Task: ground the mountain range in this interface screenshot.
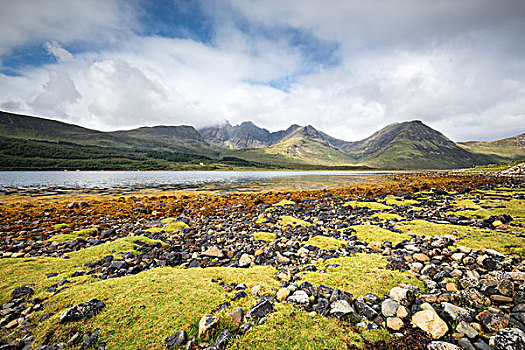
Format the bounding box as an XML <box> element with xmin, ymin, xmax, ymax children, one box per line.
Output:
<box><xmin>0</xmin><ymin>110</ymin><xmax>523</xmax><ymax>170</ymax></box>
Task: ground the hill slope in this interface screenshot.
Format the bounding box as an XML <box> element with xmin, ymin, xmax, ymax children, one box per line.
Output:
<box><xmin>458</xmin><ymin>133</ymin><xmax>525</xmax><ymax>161</ymax></box>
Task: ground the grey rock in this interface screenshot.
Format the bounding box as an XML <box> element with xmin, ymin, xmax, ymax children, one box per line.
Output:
<box><xmin>473</xmin><ymin>341</ymin><xmax>494</xmax><ymax>350</ymax></box>
<box><xmin>287</xmin><ymin>290</ymin><xmax>310</xmax><ymax>304</ymax></box>
<box><xmin>246</xmin><ymin>299</ymin><xmax>273</xmax><ymax>319</ymax></box>
<box><xmin>81</xmin><ymin>329</ymin><xmax>100</xmax><ymax>349</ymax></box>
<box><xmin>381</xmin><ymin>299</ymin><xmax>401</xmax><ymax>317</ymax></box>
<box><xmin>490</xmin><ymin>327</ymin><xmax>525</xmax><ymax>350</ymax></box>
<box><xmin>427</xmin><ymin>341</ymin><xmax>460</xmax><ymax>350</ymax></box>
<box><xmin>60</xmin><ymin>299</ymin><xmax>106</xmax><ymax>323</ymax></box>
<box><xmin>212</xmin><ymin>329</ymin><xmax>232</xmax><ymax>350</ymax></box>
<box><xmin>330</xmin><ymin>300</ymin><xmax>360</xmax><ymax>322</ymax></box>
<box><xmin>12</xmin><ymin>286</ymin><xmax>33</xmax><ymax>299</ymax></box>
<box><xmin>165</xmin><ymin>330</ymin><xmax>187</xmax><ymax>349</ymax></box>
<box><xmin>456</xmin><ymin>321</ymin><xmax>478</xmax><ymax>339</ymax></box>
<box><xmin>457</xmin><ymin>338</ymin><xmax>476</xmax><ymax>350</ymax></box>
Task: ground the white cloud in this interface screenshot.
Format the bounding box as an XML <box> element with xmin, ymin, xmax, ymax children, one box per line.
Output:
<box><xmin>0</xmin><ymin>0</ymin><xmax>524</xmax><ymax>141</ymax></box>
<box><xmin>44</xmin><ymin>41</ymin><xmax>73</xmax><ymax>63</ymax></box>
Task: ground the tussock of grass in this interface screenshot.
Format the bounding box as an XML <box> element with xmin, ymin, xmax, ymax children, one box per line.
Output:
<box><xmin>302</xmin><ymin>253</ymin><xmax>424</xmax><ymax>297</ymax></box>
<box><xmin>350</xmin><ymin>225</ymin><xmax>409</xmax><ymax>244</ymax></box>
<box><xmin>305</xmin><ymin>236</ymin><xmax>346</xmax><ymax>249</ymax></box>
<box><xmin>384</xmin><ymin>196</ymin><xmax>420</xmax><ymax>206</ymax></box>
<box><xmin>370</xmin><ymin>213</ymin><xmax>402</xmax><ymax>220</ymax></box>
<box><xmin>253</xmin><ymin>232</ymin><xmax>276</xmax><ymax>242</ymax></box>
<box><xmin>161</xmin><ymin>217</ymin><xmax>177</xmax><ymax>224</ymax></box>
<box><xmin>146</xmin><ymin>221</ymin><xmax>189</xmax><ymax>233</ymax></box>
<box><xmin>52</xmin><ymin>223</ymin><xmax>68</xmax><ymax>230</ymax></box>
<box><xmin>280</xmin><ymin>216</ymin><xmax>311</xmax><ymax>227</ymax></box>
<box><xmin>398</xmin><ymin>220</ymin><xmax>525</xmax><ymax>256</ymax></box>
<box><xmin>0</xmin><ymin>236</ymin><xmax>162</xmax><ymax>304</ymax></box>
<box><xmin>48</xmin><ymin>227</ymin><xmax>98</xmax><ymax>242</ymax></box>
<box><xmin>343</xmin><ymin>200</ymin><xmax>392</xmax><ymax>211</ymax></box>
<box><xmin>273</xmin><ymin>199</ymin><xmax>295</xmax><ymax>206</ymax></box>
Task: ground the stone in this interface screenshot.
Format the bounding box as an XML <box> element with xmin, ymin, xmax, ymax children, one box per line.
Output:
<box><xmin>412</xmin><ymin>310</ymin><xmax>449</xmax><ymax>339</ymax></box>
<box><xmin>251</xmin><ymin>285</ymin><xmax>261</xmax><ymax>295</ymax></box>
<box><xmin>4</xmin><ymin>319</ymin><xmax>18</xmax><ymax>329</ymax></box>
<box><xmin>441</xmin><ymin>303</ymin><xmax>474</xmax><ymax>322</ymax></box>
<box><xmin>60</xmin><ymin>299</ymin><xmax>106</xmax><ymax>323</ymax></box>
<box><xmin>212</xmin><ymin>329</ymin><xmax>232</xmax><ymax>350</ymax></box>
<box><xmin>386</xmin><ymin>317</ymin><xmax>404</xmax><ymax>330</ymax></box>
<box><xmin>473</xmin><ymin>341</ymin><xmax>495</xmax><ymax>350</ymax></box>
<box><xmin>228</xmin><ymin>308</ymin><xmax>244</xmax><ymax>328</ymax></box>
<box><xmin>390</xmin><ymin>287</ymin><xmax>415</xmax><ymax>306</ymax></box>
<box><xmin>287</xmin><ymin>290</ymin><xmax>310</xmax><ymax>305</ymax></box>
<box><xmin>330</xmin><ymin>300</ymin><xmax>360</xmax><ymax>322</ymax></box>
<box><xmin>81</xmin><ymin>328</ymin><xmax>100</xmax><ymax>349</ymax></box>
<box><xmin>238</xmin><ymin>254</ymin><xmax>253</xmax><ymax>267</ymax></box>
<box><xmin>12</xmin><ymin>286</ymin><xmax>34</xmax><ymax>299</ymax></box>
<box><xmin>457</xmin><ymin>338</ymin><xmax>476</xmax><ymax>350</ymax></box>
<box><xmin>456</xmin><ymin>321</ymin><xmax>478</xmax><ymax>339</ymax></box>
<box><xmin>490</xmin><ymin>327</ymin><xmax>525</xmax><ymax>350</ymax></box>
<box><xmin>203</xmin><ymin>246</ymin><xmax>224</xmax><ymax>258</ymax></box>
<box><xmin>427</xmin><ymin>341</ymin><xmax>460</xmax><ymax>350</ymax></box>
<box><xmin>165</xmin><ymin>330</ymin><xmax>187</xmax><ymax>349</ymax></box>
<box><xmin>483</xmin><ymin>314</ymin><xmax>510</xmax><ymax>333</ymax></box>
<box><xmin>381</xmin><ymin>299</ymin><xmax>401</xmax><ymax>317</ymax></box>
<box><xmin>413</xmin><ymin>253</ymin><xmax>430</xmax><ymax>262</ymax></box>
<box><xmin>490</xmin><ymin>295</ymin><xmax>513</xmax><ymax>304</ymax></box>
<box><xmin>276</xmin><ymin>288</ymin><xmax>291</xmax><ymax>302</ymax></box>
<box><xmin>397</xmin><ymin>305</ymin><xmax>409</xmax><ymax>318</ymax></box>
<box><xmin>497</xmin><ymin>280</ymin><xmax>514</xmax><ymax>296</ymax></box>
<box><xmin>198</xmin><ymin>314</ymin><xmax>219</xmax><ymax>341</ymax></box>
<box><xmin>246</xmin><ymin>299</ymin><xmax>273</xmax><ymax>319</ymax></box>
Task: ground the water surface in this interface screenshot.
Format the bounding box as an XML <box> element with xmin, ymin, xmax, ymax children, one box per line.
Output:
<box><xmin>0</xmin><ymin>170</ymin><xmax>397</xmax><ymax>195</ymax></box>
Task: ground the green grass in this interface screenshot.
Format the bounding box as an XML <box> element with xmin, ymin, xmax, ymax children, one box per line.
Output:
<box><xmin>350</xmin><ymin>225</ymin><xmax>410</xmax><ymax>244</ymax></box>
<box><xmin>302</xmin><ymin>253</ymin><xmax>424</xmax><ymax>297</ymax></box>
<box><xmin>0</xmin><ymin>236</ymin><xmax>163</xmax><ymax>305</ymax></box>
<box><xmin>146</xmin><ymin>221</ymin><xmax>189</xmax><ymax>233</ymax></box>
<box><xmin>279</xmin><ymin>216</ymin><xmax>311</xmax><ymax>227</ymax></box>
<box><xmin>384</xmin><ymin>196</ymin><xmax>420</xmax><ymax>206</ymax></box>
<box><xmin>305</xmin><ymin>236</ymin><xmax>346</xmax><ymax>250</ymax></box>
<box><xmin>52</xmin><ymin>223</ymin><xmax>69</xmax><ymax>230</ymax></box>
<box><xmin>253</xmin><ymin>232</ymin><xmax>276</xmax><ymax>242</ymax></box>
<box><xmin>398</xmin><ymin>220</ymin><xmax>525</xmax><ymax>256</ymax></box>
<box><xmin>370</xmin><ymin>213</ymin><xmax>403</xmax><ymax>220</ymax></box>
<box><xmin>343</xmin><ymin>200</ymin><xmax>392</xmax><ymax>211</ymax></box>
<box><xmin>273</xmin><ymin>200</ymin><xmax>295</xmax><ymax>206</ymax></box>
<box><xmin>48</xmin><ymin>227</ymin><xmax>98</xmax><ymax>242</ymax></box>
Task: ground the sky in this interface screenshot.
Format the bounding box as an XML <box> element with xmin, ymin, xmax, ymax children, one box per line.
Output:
<box><xmin>0</xmin><ymin>0</ymin><xmax>524</xmax><ymax>142</ymax></box>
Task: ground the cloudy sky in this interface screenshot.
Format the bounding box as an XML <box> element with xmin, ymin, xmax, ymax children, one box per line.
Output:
<box><xmin>0</xmin><ymin>0</ymin><xmax>524</xmax><ymax>141</ymax></box>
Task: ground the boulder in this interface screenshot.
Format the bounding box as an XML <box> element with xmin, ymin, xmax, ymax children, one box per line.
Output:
<box><xmin>381</xmin><ymin>299</ymin><xmax>401</xmax><ymax>317</ymax></box>
<box><xmin>412</xmin><ymin>310</ymin><xmax>449</xmax><ymax>339</ymax></box>
<box><xmin>490</xmin><ymin>328</ymin><xmax>525</xmax><ymax>350</ymax></box>
<box><xmin>427</xmin><ymin>341</ymin><xmax>460</xmax><ymax>350</ymax></box>
<box><xmin>12</xmin><ymin>286</ymin><xmax>34</xmax><ymax>299</ymax></box>
<box><xmin>198</xmin><ymin>314</ymin><xmax>219</xmax><ymax>341</ymax></box>
<box><xmin>59</xmin><ymin>299</ymin><xmax>106</xmax><ymax>323</ymax></box>
<box><xmin>165</xmin><ymin>330</ymin><xmax>187</xmax><ymax>349</ymax></box>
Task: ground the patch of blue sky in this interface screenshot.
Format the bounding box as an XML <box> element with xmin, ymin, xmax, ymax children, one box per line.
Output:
<box><xmin>0</xmin><ymin>43</ymin><xmax>56</xmax><ymax>76</ymax></box>
<box><xmin>134</xmin><ymin>0</ymin><xmax>214</xmax><ymax>43</ymax></box>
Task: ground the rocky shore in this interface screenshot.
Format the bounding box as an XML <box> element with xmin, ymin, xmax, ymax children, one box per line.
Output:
<box><xmin>0</xmin><ymin>174</ymin><xmax>524</xmax><ymax>349</ymax></box>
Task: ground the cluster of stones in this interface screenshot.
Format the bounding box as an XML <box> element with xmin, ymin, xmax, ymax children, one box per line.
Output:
<box><xmin>497</xmin><ymin>163</ymin><xmax>525</xmax><ymax>177</ymax></box>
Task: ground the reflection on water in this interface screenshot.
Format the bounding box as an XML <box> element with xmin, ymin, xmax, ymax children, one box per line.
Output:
<box><xmin>0</xmin><ymin>170</ymin><xmax>394</xmax><ymax>196</ymax></box>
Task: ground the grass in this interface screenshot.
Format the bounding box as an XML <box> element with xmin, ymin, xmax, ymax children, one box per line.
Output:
<box><xmin>280</xmin><ymin>216</ymin><xmax>311</xmax><ymax>227</ymax></box>
<box><xmin>384</xmin><ymin>196</ymin><xmax>420</xmax><ymax>206</ymax></box>
<box><xmin>398</xmin><ymin>220</ymin><xmax>525</xmax><ymax>256</ymax></box>
<box><xmin>302</xmin><ymin>253</ymin><xmax>425</xmax><ymax>297</ymax></box>
<box><xmin>146</xmin><ymin>221</ymin><xmax>189</xmax><ymax>233</ymax></box>
<box><xmin>370</xmin><ymin>213</ymin><xmax>403</xmax><ymax>220</ymax></box>
<box><xmin>273</xmin><ymin>200</ymin><xmax>295</xmax><ymax>207</ymax></box>
<box><xmin>48</xmin><ymin>227</ymin><xmax>99</xmax><ymax>242</ymax></box>
<box><xmin>305</xmin><ymin>236</ymin><xmax>347</xmax><ymax>250</ymax></box>
<box><xmin>350</xmin><ymin>225</ymin><xmax>410</xmax><ymax>244</ymax></box>
<box><xmin>253</xmin><ymin>232</ymin><xmax>277</xmax><ymax>242</ymax></box>
<box><xmin>343</xmin><ymin>200</ymin><xmax>392</xmax><ymax>211</ymax></box>
<box><xmin>52</xmin><ymin>223</ymin><xmax>69</xmax><ymax>230</ymax></box>
<box><xmin>0</xmin><ymin>236</ymin><xmax>162</xmax><ymax>305</ymax></box>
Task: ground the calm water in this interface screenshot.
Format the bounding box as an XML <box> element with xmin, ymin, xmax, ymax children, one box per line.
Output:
<box><xmin>0</xmin><ymin>170</ymin><xmax>395</xmax><ymax>195</ymax></box>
